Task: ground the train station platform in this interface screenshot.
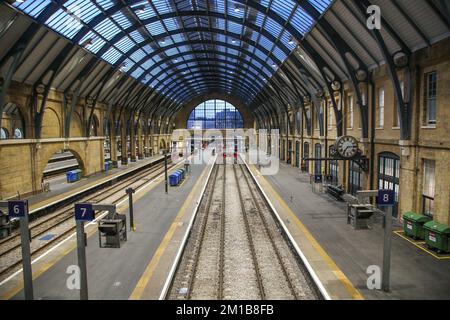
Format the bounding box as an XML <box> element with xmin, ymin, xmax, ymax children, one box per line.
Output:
<box><xmin>250</xmin><ymin>162</ymin><xmax>450</xmax><ymax>300</ymax></box>
<box><xmin>24</xmin><ymin>155</ymin><xmax>165</xmax><ymax>214</ymax></box>
<box><xmin>0</xmin><ymin>153</ymin><xmax>209</xmax><ymax>300</ymax></box>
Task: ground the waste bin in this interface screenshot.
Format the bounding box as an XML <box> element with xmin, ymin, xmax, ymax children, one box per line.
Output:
<box><xmin>169</xmin><ymin>174</ymin><xmax>178</xmax><ymax>186</ymax></box>
<box><xmin>74</xmin><ymin>169</ymin><xmax>82</xmax><ymax>181</ymax></box>
<box><xmin>176</xmin><ymin>169</ymin><xmax>184</xmax><ymax>180</ymax></box>
<box><xmin>66</xmin><ymin>170</ymin><xmax>76</xmax><ymax>183</ymax></box>
<box><xmin>403</xmin><ymin>212</ymin><xmax>431</xmax><ymax>239</ymax></box>
<box><xmin>105</xmin><ymin>162</ymin><xmax>110</xmax><ymax>171</ymax></box>
<box><xmin>112</xmin><ymin>160</ymin><xmax>118</xmax><ymax>168</ymax></box>
<box><xmin>179</xmin><ymin>168</ymin><xmax>186</xmax><ymax>179</ymax></box>
<box><xmin>423</xmin><ymin>221</ymin><xmax>450</xmax><ymax>253</ymax></box>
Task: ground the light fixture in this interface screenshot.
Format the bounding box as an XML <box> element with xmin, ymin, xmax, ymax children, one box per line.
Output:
<box><xmin>16</xmin><ymin>0</ymin><xmax>25</xmax><ymax>3</ymax></box>
<box><xmin>272</xmin><ymin>63</ymin><xmax>277</xmax><ymax>68</ymax></box>
<box><xmin>234</xmin><ymin>5</ymin><xmax>241</xmax><ymax>12</ymax></box>
<box><xmin>231</xmin><ymin>39</ymin><xmax>237</xmax><ymax>44</ymax></box>
<box><xmin>160</xmin><ymin>38</ymin><xmax>166</xmax><ymax>44</ymax></box>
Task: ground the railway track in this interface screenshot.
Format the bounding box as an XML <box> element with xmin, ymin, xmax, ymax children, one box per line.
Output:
<box><xmin>167</xmin><ymin>162</ymin><xmax>320</xmax><ymax>300</ymax></box>
<box><xmin>0</xmin><ymin>160</ymin><xmax>177</xmax><ymax>280</ymax></box>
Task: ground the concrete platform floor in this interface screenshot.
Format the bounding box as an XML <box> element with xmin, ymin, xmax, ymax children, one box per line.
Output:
<box><xmin>262</xmin><ymin>162</ymin><xmax>450</xmax><ymax>300</ymax></box>
<box><xmin>3</xmin><ymin>159</ymin><xmax>206</xmax><ymax>300</ymax></box>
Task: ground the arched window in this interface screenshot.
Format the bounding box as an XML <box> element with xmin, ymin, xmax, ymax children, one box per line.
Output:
<box><xmin>378</xmin><ymin>152</ymin><xmax>400</xmax><ymax>217</ymax></box>
<box><xmin>187</xmin><ymin>100</ymin><xmax>244</xmax><ymax>129</ymax></box>
<box><xmin>0</xmin><ymin>128</ymin><xmax>8</xmax><ymax>140</ymax></box>
<box><xmin>14</xmin><ymin>128</ymin><xmax>23</xmax><ymax>139</ymax></box>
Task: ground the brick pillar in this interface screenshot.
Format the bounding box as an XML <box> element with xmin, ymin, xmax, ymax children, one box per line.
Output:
<box><xmin>121</xmin><ymin>126</ymin><xmax>128</xmax><ymax>165</ymax></box>
<box><xmin>138</xmin><ymin>127</ymin><xmax>144</xmax><ymax>160</ymax></box>
<box><xmin>130</xmin><ymin>126</ymin><xmax>137</xmax><ymax>162</ymax></box>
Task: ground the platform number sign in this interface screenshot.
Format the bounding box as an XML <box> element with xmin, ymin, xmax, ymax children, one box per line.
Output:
<box><xmin>8</xmin><ymin>200</ymin><xmax>28</xmax><ymax>218</ymax></box>
<box><xmin>75</xmin><ymin>203</ymin><xmax>94</xmax><ymax>221</ymax></box>
<box><xmin>377</xmin><ymin>189</ymin><xmax>395</xmax><ymax>207</ymax></box>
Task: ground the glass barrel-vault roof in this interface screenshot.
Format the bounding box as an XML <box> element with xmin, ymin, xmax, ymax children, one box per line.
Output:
<box><xmin>12</xmin><ymin>0</ymin><xmax>333</xmax><ymax>106</ymax></box>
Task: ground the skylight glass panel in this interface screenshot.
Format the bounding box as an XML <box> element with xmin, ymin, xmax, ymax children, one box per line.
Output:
<box><xmin>258</xmin><ymin>36</ymin><xmax>274</xmax><ymax>51</ymax></box>
<box><xmin>254</xmin><ymin>12</ymin><xmax>265</xmax><ymax>28</ymax></box>
<box><xmin>129</xmin><ymin>30</ymin><xmax>145</xmax><ymax>43</ymax></box>
<box><xmin>96</xmin><ymin>0</ymin><xmax>115</xmax><ymax>10</ymax></box>
<box><xmin>163</xmin><ymin>18</ymin><xmax>179</xmax><ymax>32</ymax></box>
<box><xmin>102</xmin><ymin>47</ymin><xmax>122</xmax><ymax>64</ymax></box>
<box><xmin>165</xmin><ymin>48</ymin><xmax>179</xmax><ymax>56</ymax></box>
<box><xmin>150</xmin><ymin>66</ymin><xmax>163</xmax><ymax>76</ymax></box>
<box><xmin>115</xmin><ymin>36</ymin><xmax>135</xmax><ymax>53</ymax></box>
<box><xmin>308</xmin><ymin>0</ymin><xmax>332</xmax><ymax>13</ymax></box>
<box><xmin>141</xmin><ymin>59</ymin><xmax>154</xmax><ymax>70</ymax></box>
<box><xmin>273</xmin><ymin>46</ymin><xmax>287</xmax><ymax>61</ymax></box>
<box><xmin>13</xmin><ymin>0</ymin><xmax>51</xmax><ymax>18</ymax></box>
<box><xmin>64</xmin><ymin>0</ymin><xmax>100</xmax><ymax>24</ymax></box>
<box><xmin>94</xmin><ymin>18</ymin><xmax>121</xmax><ymax>40</ymax></box>
<box><xmin>153</xmin><ymin>0</ymin><xmax>172</xmax><ymax>15</ymax></box>
<box><xmin>45</xmin><ymin>9</ymin><xmax>83</xmax><ymax>39</ymax></box>
<box><xmin>146</xmin><ymin>21</ymin><xmax>166</xmax><ymax>36</ymax></box>
<box><xmin>79</xmin><ymin>32</ymin><xmax>106</xmax><ymax>53</ymax></box>
<box><xmin>121</xmin><ymin>58</ymin><xmax>134</xmax><ymax>72</ymax></box>
<box><xmin>130</xmin><ymin>49</ymin><xmax>146</xmax><ymax>63</ymax></box>
<box><xmin>264</xmin><ymin>18</ymin><xmax>283</xmax><ymax>38</ymax></box>
<box><xmin>291</xmin><ymin>7</ymin><xmax>315</xmax><ymax>35</ymax></box>
<box><xmin>215</xmin><ymin>18</ymin><xmax>226</xmax><ymax>30</ymax></box>
<box><xmin>131</xmin><ymin>2</ymin><xmax>156</xmax><ymax>20</ymax></box>
<box><xmin>112</xmin><ymin>11</ymin><xmax>132</xmax><ymax>29</ymax></box>
<box><xmin>141</xmin><ymin>45</ymin><xmax>154</xmax><ymax>54</ymax></box>
<box><xmin>270</xmin><ymin>0</ymin><xmax>295</xmax><ymax>21</ymax></box>
<box><xmin>131</xmin><ymin>67</ymin><xmax>145</xmax><ymax>79</ymax></box>
<box><xmin>228</xmin><ymin>21</ymin><xmax>242</xmax><ymax>34</ymax></box>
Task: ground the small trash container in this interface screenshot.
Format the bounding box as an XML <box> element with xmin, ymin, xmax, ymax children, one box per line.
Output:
<box><xmin>169</xmin><ymin>174</ymin><xmax>178</xmax><ymax>186</ymax></box>
<box><xmin>176</xmin><ymin>169</ymin><xmax>185</xmax><ymax>180</ymax></box>
<box><xmin>423</xmin><ymin>221</ymin><xmax>450</xmax><ymax>253</ymax></box>
<box><xmin>105</xmin><ymin>162</ymin><xmax>110</xmax><ymax>171</ymax></box>
<box><xmin>66</xmin><ymin>170</ymin><xmax>76</xmax><ymax>183</ymax></box>
<box><xmin>403</xmin><ymin>212</ymin><xmax>431</xmax><ymax>239</ymax></box>
<box><xmin>74</xmin><ymin>169</ymin><xmax>82</xmax><ymax>181</ymax></box>
<box><xmin>179</xmin><ymin>168</ymin><xmax>186</xmax><ymax>179</ymax></box>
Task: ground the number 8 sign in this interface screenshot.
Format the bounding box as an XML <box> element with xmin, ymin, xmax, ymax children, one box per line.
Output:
<box><xmin>75</xmin><ymin>203</ymin><xmax>94</xmax><ymax>221</ymax></box>
<box><xmin>377</xmin><ymin>189</ymin><xmax>395</xmax><ymax>207</ymax></box>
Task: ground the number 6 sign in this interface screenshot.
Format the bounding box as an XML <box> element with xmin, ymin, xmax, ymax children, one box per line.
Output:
<box><xmin>377</xmin><ymin>189</ymin><xmax>395</xmax><ymax>207</ymax></box>
<box><xmin>75</xmin><ymin>203</ymin><xmax>94</xmax><ymax>221</ymax></box>
<box><xmin>8</xmin><ymin>200</ymin><xmax>28</xmax><ymax>218</ymax></box>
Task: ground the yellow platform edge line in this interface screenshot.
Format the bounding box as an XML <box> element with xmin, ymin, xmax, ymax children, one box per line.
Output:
<box><xmin>129</xmin><ymin>164</ymin><xmax>210</xmax><ymax>300</ymax></box>
<box><xmin>0</xmin><ymin>161</ymin><xmax>183</xmax><ymax>300</ymax></box>
<box><xmin>393</xmin><ymin>231</ymin><xmax>450</xmax><ymax>260</ymax></box>
<box><xmin>252</xmin><ymin>166</ymin><xmax>364</xmax><ymax>300</ymax></box>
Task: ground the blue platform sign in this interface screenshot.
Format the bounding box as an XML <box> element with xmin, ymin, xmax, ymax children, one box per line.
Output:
<box><xmin>75</xmin><ymin>203</ymin><xmax>94</xmax><ymax>221</ymax></box>
<box><xmin>314</xmin><ymin>174</ymin><xmax>322</xmax><ymax>183</ymax></box>
<box><xmin>377</xmin><ymin>189</ymin><xmax>395</xmax><ymax>207</ymax></box>
<box><xmin>8</xmin><ymin>200</ymin><xmax>28</xmax><ymax>218</ymax></box>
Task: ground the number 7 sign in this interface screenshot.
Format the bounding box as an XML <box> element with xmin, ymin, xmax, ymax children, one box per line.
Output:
<box><xmin>75</xmin><ymin>203</ymin><xmax>94</xmax><ymax>221</ymax></box>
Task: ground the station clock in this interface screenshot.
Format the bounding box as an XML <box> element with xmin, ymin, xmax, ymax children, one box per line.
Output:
<box><xmin>335</xmin><ymin>136</ymin><xmax>359</xmax><ymax>159</ymax></box>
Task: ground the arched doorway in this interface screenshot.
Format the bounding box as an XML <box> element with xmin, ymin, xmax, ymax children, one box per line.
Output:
<box><xmin>42</xmin><ymin>149</ymin><xmax>85</xmax><ymax>191</ymax></box>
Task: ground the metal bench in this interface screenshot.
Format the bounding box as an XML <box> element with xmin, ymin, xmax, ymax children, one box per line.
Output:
<box><xmin>326</xmin><ymin>185</ymin><xmax>344</xmax><ymax>201</ymax></box>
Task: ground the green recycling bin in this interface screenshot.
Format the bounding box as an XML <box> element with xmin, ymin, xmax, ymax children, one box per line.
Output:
<box><xmin>403</xmin><ymin>212</ymin><xmax>431</xmax><ymax>239</ymax></box>
<box><xmin>423</xmin><ymin>221</ymin><xmax>450</xmax><ymax>253</ymax></box>
<box><xmin>74</xmin><ymin>169</ymin><xmax>82</xmax><ymax>181</ymax></box>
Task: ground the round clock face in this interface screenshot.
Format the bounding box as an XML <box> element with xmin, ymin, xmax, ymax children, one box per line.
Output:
<box><xmin>336</xmin><ymin>136</ymin><xmax>359</xmax><ymax>158</ymax></box>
